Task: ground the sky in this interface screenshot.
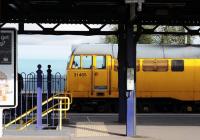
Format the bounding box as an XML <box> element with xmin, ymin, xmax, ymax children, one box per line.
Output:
<box><xmin>2</xmin><ymin>23</ymin><xmax>109</xmax><ymax>74</ymax></box>
<box><xmin>18</xmin><ymin>35</ymin><xmax>103</xmax><ymax>60</ymax></box>
<box><xmin>3</xmin><ymin>23</ymin><xmax>200</xmax><ymax>74</ymax></box>
<box><xmin>17</xmin><ymin>35</ymin><xmax>104</xmax><ymax>74</ymax></box>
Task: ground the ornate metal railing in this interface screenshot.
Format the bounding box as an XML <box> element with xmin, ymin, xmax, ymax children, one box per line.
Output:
<box><xmin>3</xmin><ymin>65</ymin><xmax>66</xmax><ymax>128</ymax></box>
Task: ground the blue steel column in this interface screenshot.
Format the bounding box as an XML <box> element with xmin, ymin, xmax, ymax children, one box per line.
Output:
<box><xmin>36</xmin><ymin>64</ymin><xmax>43</xmax><ymax>129</ymax></box>
<box><xmin>127</xmin><ymin>90</ymin><xmax>136</xmax><ymax>136</ymax></box>
<box><xmin>126</xmin><ymin>22</ymin><xmax>137</xmax><ymax>137</ymax></box>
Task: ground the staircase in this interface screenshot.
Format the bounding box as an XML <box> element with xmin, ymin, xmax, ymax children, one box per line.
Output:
<box><xmin>4</xmin><ymin>93</ymin><xmax>72</xmax><ymax>130</ymax></box>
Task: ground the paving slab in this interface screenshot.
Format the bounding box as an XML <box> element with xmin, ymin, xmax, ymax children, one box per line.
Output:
<box><xmin>2</xmin><ymin>113</ymin><xmax>200</xmax><ymax>140</ymax></box>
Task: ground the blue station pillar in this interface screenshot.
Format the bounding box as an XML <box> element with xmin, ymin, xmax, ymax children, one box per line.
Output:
<box><xmin>36</xmin><ymin>64</ymin><xmax>43</xmax><ymax>129</ymax></box>
<box><xmin>117</xmin><ymin>3</ymin><xmax>138</xmax><ymax>136</ymax></box>
<box><xmin>126</xmin><ymin>22</ymin><xmax>137</xmax><ymax>137</ymax></box>
<box><xmin>118</xmin><ymin>22</ymin><xmax>138</xmax><ymax>137</ymax></box>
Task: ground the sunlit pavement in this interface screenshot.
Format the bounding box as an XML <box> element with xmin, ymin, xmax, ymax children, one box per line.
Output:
<box><xmin>2</xmin><ymin>113</ymin><xmax>200</xmax><ymax>140</ymax></box>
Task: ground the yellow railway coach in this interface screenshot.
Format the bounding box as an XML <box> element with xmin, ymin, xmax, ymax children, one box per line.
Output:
<box><xmin>66</xmin><ymin>44</ymin><xmax>200</xmax><ymax>112</ymax></box>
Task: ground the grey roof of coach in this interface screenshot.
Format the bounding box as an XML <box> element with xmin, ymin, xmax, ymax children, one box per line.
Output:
<box><xmin>72</xmin><ymin>44</ymin><xmax>200</xmax><ymax>58</ymax></box>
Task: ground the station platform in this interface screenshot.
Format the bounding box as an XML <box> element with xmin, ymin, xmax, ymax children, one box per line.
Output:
<box><xmin>2</xmin><ymin>113</ymin><xmax>200</xmax><ymax>140</ymax></box>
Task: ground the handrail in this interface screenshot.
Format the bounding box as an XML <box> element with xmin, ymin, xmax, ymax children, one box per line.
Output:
<box><xmin>64</xmin><ymin>91</ymin><xmax>73</xmax><ymax>104</ymax></box>
<box><xmin>64</xmin><ymin>92</ymin><xmax>73</xmax><ymax>118</ymax></box>
<box><xmin>4</xmin><ymin>92</ymin><xmax>69</xmax><ymax>129</ymax></box>
<box><xmin>18</xmin><ymin>104</ymin><xmax>58</xmax><ymax>130</ymax></box>
<box><xmin>18</xmin><ymin>96</ymin><xmax>70</xmax><ymax>131</ymax></box>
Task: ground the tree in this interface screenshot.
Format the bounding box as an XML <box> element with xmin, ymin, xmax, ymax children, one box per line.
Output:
<box><xmin>104</xmin><ymin>26</ymin><xmax>118</xmax><ymax>44</ymax></box>
<box><xmin>138</xmin><ymin>35</ymin><xmax>159</xmax><ymax>44</ymax></box>
<box><xmin>104</xmin><ymin>25</ymin><xmax>192</xmax><ymax>44</ymax></box>
<box><xmin>157</xmin><ymin>26</ymin><xmax>191</xmax><ymax>45</ymax></box>
<box><xmin>104</xmin><ymin>35</ymin><xmax>118</xmax><ymax>44</ymax></box>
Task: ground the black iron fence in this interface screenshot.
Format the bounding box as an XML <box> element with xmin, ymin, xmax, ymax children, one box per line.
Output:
<box><xmin>3</xmin><ymin>65</ymin><xmax>66</xmax><ymax>127</ymax></box>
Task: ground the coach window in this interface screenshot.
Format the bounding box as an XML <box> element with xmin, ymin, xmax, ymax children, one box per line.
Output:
<box><xmin>72</xmin><ymin>55</ymin><xmax>81</xmax><ymax>69</ymax></box>
<box><xmin>82</xmin><ymin>55</ymin><xmax>92</xmax><ymax>69</ymax></box>
<box><xmin>143</xmin><ymin>59</ymin><xmax>168</xmax><ymax>72</ymax></box>
<box><xmin>136</xmin><ymin>60</ymin><xmax>140</xmax><ymax>72</ymax></box>
<box><xmin>96</xmin><ymin>56</ymin><xmax>106</xmax><ymax>69</ymax></box>
<box><xmin>171</xmin><ymin>60</ymin><xmax>184</xmax><ymax>72</ymax></box>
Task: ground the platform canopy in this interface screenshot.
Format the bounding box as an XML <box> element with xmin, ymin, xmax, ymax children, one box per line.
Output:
<box><xmin>0</xmin><ymin>0</ymin><xmax>200</xmax><ymax>25</ymax></box>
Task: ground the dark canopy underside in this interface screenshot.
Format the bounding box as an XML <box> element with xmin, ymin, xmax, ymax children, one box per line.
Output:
<box><xmin>1</xmin><ymin>0</ymin><xmax>200</xmax><ymax>25</ymax></box>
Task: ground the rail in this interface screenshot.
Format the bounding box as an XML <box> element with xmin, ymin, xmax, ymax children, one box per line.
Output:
<box><xmin>3</xmin><ymin>71</ymin><xmax>66</xmax><ymax>127</ymax></box>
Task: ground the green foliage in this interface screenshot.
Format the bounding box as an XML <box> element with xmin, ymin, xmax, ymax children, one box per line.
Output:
<box><xmin>138</xmin><ymin>35</ymin><xmax>158</xmax><ymax>44</ymax></box>
<box><xmin>104</xmin><ymin>26</ymin><xmax>192</xmax><ymax>45</ymax></box>
<box><xmin>158</xmin><ymin>26</ymin><xmax>191</xmax><ymax>45</ymax></box>
<box><xmin>105</xmin><ymin>35</ymin><xmax>118</xmax><ymax>44</ymax></box>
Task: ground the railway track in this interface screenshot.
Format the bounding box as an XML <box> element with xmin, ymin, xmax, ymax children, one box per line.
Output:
<box><xmin>67</xmin><ymin>113</ymin><xmax>200</xmax><ymax>126</ymax></box>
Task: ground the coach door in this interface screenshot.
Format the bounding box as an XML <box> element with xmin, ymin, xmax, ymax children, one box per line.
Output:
<box><xmin>91</xmin><ymin>55</ymin><xmax>109</xmax><ymax>97</ymax></box>
<box><xmin>194</xmin><ymin>59</ymin><xmax>200</xmax><ymax>101</ymax></box>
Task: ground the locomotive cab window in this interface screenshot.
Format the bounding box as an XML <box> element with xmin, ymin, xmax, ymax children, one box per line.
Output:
<box><xmin>171</xmin><ymin>60</ymin><xmax>184</xmax><ymax>72</ymax></box>
<box><xmin>96</xmin><ymin>56</ymin><xmax>106</xmax><ymax>69</ymax></box>
<box><xmin>82</xmin><ymin>55</ymin><xmax>92</xmax><ymax>69</ymax></box>
<box><xmin>72</xmin><ymin>55</ymin><xmax>80</xmax><ymax>69</ymax></box>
